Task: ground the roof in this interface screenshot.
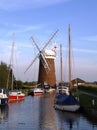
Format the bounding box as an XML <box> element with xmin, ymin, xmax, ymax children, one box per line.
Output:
<box><xmin>72</xmin><ymin>78</ymin><xmax>85</xmax><ymax>84</ymax></box>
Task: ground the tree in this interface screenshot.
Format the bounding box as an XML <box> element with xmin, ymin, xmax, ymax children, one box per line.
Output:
<box><xmin>0</xmin><ymin>62</ymin><xmax>9</xmax><ymax>87</ymax></box>
<box><xmin>0</xmin><ymin>61</ymin><xmax>16</xmax><ymax>89</ymax></box>
<box><xmin>16</xmin><ymin>80</ymin><xmax>23</xmax><ymax>89</ymax></box>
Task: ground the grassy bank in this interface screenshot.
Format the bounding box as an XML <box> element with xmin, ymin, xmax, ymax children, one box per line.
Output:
<box><xmin>78</xmin><ymin>92</ymin><xmax>97</xmax><ymax>108</ymax></box>
<box><xmin>72</xmin><ymin>85</ymin><xmax>97</xmax><ymax>108</ymax></box>
<box><xmin>78</xmin><ymin>84</ymin><xmax>97</xmax><ymax>95</ymax></box>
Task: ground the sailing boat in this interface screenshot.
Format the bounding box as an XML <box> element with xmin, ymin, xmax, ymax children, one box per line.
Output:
<box><xmin>8</xmin><ymin>36</ymin><xmax>25</xmax><ymax>102</ymax></box>
<box><xmin>54</xmin><ymin>25</ymin><xmax>80</xmax><ymax>112</ymax></box>
<box><xmin>28</xmin><ymin>83</ymin><xmax>44</xmax><ymax>96</ymax></box>
<box><xmin>0</xmin><ymin>87</ymin><xmax>9</xmax><ymax>106</ymax></box>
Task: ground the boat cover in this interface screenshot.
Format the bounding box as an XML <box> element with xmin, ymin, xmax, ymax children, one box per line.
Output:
<box><xmin>56</xmin><ymin>93</ymin><xmax>78</xmax><ymax>105</ymax></box>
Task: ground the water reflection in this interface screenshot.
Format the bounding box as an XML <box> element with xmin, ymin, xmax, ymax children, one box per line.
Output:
<box><xmin>7</xmin><ymin>96</ymin><xmax>41</xmax><ymax>130</ymax></box>
<box><xmin>0</xmin><ymin>105</ymin><xmax>8</xmax><ymax>123</ymax></box>
<box><xmin>0</xmin><ymin>96</ymin><xmax>97</xmax><ymax>130</ymax></box>
<box><xmin>39</xmin><ymin>93</ymin><xmax>58</xmax><ymax>130</ymax></box>
<box><xmin>81</xmin><ymin>109</ymin><xmax>97</xmax><ymax>127</ymax></box>
<box><xmin>39</xmin><ymin>93</ymin><xmax>80</xmax><ymax>130</ymax></box>
<box><xmin>55</xmin><ymin>110</ymin><xmax>80</xmax><ymax>130</ymax></box>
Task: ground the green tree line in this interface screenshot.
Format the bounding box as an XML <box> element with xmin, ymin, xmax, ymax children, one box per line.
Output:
<box><xmin>0</xmin><ymin>61</ymin><xmax>37</xmax><ymax>90</ymax></box>
<box><xmin>0</xmin><ymin>61</ymin><xmax>12</xmax><ymax>89</ymax></box>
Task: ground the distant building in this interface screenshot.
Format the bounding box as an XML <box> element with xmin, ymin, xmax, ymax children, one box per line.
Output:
<box><xmin>93</xmin><ymin>81</ymin><xmax>97</xmax><ymax>85</ymax></box>
<box><xmin>72</xmin><ymin>78</ymin><xmax>85</xmax><ymax>87</ymax></box>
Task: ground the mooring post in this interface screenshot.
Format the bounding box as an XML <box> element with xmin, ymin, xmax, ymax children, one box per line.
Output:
<box><xmin>92</xmin><ymin>99</ymin><xmax>95</xmax><ymax>106</ymax></box>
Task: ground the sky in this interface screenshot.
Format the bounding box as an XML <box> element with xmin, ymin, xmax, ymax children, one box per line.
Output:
<box><xmin>0</xmin><ymin>0</ymin><xmax>97</xmax><ymax>82</ymax></box>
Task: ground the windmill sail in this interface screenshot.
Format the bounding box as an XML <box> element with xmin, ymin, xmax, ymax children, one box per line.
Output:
<box><xmin>42</xmin><ymin>29</ymin><xmax>59</xmax><ymax>51</ymax></box>
<box><xmin>24</xmin><ymin>54</ymin><xmax>39</xmax><ymax>73</ymax></box>
<box><xmin>31</xmin><ymin>37</ymin><xmax>50</xmax><ymax>73</ymax></box>
<box><xmin>40</xmin><ymin>52</ymin><xmax>50</xmax><ymax>73</ymax></box>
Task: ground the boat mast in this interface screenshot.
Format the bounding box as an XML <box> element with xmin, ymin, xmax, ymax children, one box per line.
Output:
<box><xmin>6</xmin><ymin>33</ymin><xmax>14</xmax><ymax>90</ymax></box>
<box><xmin>60</xmin><ymin>44</ymin><xmax>62</xmax><ymax>83</ymax></box>
<box><xmin>11</xmin><ymin>34</ymin><xmax>15</xmax><ymax>90</ymax></box>
<box><xmin>10</xmin><ymin>33</ymin><xmax>14</xmax><ymax>90</ymax></box>
<box><xmin>68</xmin><ymin>24</ymin><xmax>72</xmax><ymax>90</ymax></box>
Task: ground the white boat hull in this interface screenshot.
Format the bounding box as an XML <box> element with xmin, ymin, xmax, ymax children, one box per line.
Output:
<box><xmin>28</xmin><ymin>88</ymin><xmax>44</xmax><ymax>96</ymax></box>
<box><xmin>0</xmin><ymin>88</ymin><xmax>8</xmax><ymax>105</ymax></box>
<box><xmin>54</xmin><ymin>104</ymin><xmax>80</xmax><ymax>112</ymax></box>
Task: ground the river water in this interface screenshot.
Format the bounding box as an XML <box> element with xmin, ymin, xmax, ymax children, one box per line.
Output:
<box><xmin>0</xmin><ymin>93</ymin><xmax>97</xmax><ymax>130</ymax></box>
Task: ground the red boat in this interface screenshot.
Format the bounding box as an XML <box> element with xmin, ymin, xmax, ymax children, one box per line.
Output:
<box><xmin>8</xmin><ymin>90</ymin><xmax>25</xmax><ymax>102</ymax></box>
<box><xmin>7</xmin><ymin>42</ymin><xmax>25</xmax><ymax>103</ymax></box>
<box><xmin>28</xmin><ymin>88</ymin><xmax>44</xmax><ymax>96</ymax></box>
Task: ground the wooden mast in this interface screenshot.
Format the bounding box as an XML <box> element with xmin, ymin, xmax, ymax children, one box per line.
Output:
<box><xmin>68</xmin><ymin>24</ymin><xmax>72</xmax><ymax>90</ymax></box>
<box><xmin>11</xmin><ymin>40</ymin><xmax>14</xmax><ymax>91</ymax></box>
<box><xmin>60</xmin><ymin>44</ymin><xmax>62</xmax><ymax>83</ymax></box>
<box><xmin>6</xmin><ymin>33</ymin><xmax>14</xmax><ymax>90</ymax></box>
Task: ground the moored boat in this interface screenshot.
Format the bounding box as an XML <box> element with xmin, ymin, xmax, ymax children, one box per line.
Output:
<box><xmin>7</xmin><ymin>38</ymin><xmax>25</xmax><ymax>103</ymax></box>
<box><xmin>54</xmin><ymin>90</ymin><xmax>80</xmax><ymax>112</ymax></box>
<box><xmin>28</xmin><ymin>88</ymin><xmax>44</xmax><ymax>96</ymax></box>
<box><xmin>54</xmin><ymin>25</ymin><xmax>80</xmax><ymax>112</ymax></box>
<box><xmin>44</xmin><ymin>82</ymin><xmax>55</xmax><ymax>93</ymax></box>
<box><xmin>0</xmin><ymin>87</ymin><xmax>8</xmax><ymax>106</ymax></box>
<box><xmin>8</xmin><ymin>90</ymin><xmax>25</xmax><ymax>102</ymax></box>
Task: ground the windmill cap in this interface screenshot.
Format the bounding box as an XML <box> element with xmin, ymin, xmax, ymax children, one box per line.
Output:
<box><xmin>43</xmin><ymin>49</ymin><xmax>56</xmax><ymax>59</ymax></box>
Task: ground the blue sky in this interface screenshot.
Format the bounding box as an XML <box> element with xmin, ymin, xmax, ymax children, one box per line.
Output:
<box><xmin>0</xmin><ymin>0</ymin><xmax>97</xmax><ymax>82</ymax></box>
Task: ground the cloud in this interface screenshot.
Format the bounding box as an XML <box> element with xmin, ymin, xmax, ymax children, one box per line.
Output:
<box><xmin>73</xmin><ymin>48</ymin><xmax>97</xmax><ymax>54</ymax></box>
<box><xmin>80</xmin><ymin>35</ymin><xmax>97</xmax><ymax>42</ymax></box>
<box><xmin>10</xmin><ymin>23</ymin><xmax>44</xmax><ymax>32</ymax></box>
<box><xmin>0</xmin><ymin>22</ymin><xmax>44</xmax><ymax>32</ymax></box>
<box><xmin>0</xmin><ymin>0</ymin><xmax>69</xmax><ymax>11</ymax></box>
<box><xmin>60</xmin><ymin>46</ymin><xmax>97</xmax><ymax>54</ymax></box>
<box><xmin>0</xmin><ymin>22</ymin><xmax>47</xmax><ymax>41</ymax></box>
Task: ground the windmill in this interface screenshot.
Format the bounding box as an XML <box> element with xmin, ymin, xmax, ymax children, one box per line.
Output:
<box><xmin>25</xmin><ymin>29</ymin><xmax>59</xmax><ymax>87</ymax></box>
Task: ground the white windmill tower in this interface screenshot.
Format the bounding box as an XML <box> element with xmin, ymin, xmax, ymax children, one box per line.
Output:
<box><xmin>25</xmin><ymin>30</ymin><xmax>59</xmax><ymax>87</ymax></box>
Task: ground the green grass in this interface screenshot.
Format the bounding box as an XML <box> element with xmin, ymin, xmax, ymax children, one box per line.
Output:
<box><xmin>78</xmin><ymin>93</ymin><xmax>97</xmax><ymax>108</ymax></box>
<box><xmin>72</xmin><ymin>88</ymin><xmax>97</xmax><ymax>108</ymax></box>
<box><xmin>78</xmin><ymin>85</ymin><xmax>97</xmax><ymax>95</ymax></box>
